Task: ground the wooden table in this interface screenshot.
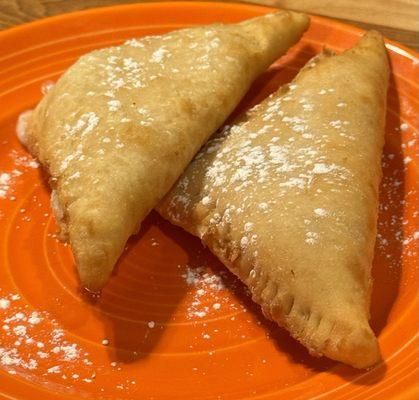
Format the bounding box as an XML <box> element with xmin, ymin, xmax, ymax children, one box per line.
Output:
<box><xmin>0</xmin><ymin>0</ymin><xmax>418</xmax><ymax>52</ymax></box>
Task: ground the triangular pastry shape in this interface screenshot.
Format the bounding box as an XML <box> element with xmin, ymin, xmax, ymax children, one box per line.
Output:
<box><xmin>157</xmin><ymin>31</ymin><xmax>389</xmax><ymax>368</ymax></box>
<box><xmin>25</xmin><ymin>12</ymin><xmax>309</xmax><ymax>291</ymax></box>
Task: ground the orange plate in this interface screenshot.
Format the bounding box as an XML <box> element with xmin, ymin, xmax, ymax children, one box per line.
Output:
<box><xmin>0</xmin><ymin>2</ymin><xmax>418</xmax><ymax>399</ymax></box>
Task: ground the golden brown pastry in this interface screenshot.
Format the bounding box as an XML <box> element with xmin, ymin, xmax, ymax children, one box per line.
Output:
<box><xmin>25</xmin><ymin>12</ymin><xmax>309</xmax><ymax>291</ymax></box>
<box><xmin>157</xmin><ymin>31</ymin><xmax>389</xmax><ymax>368</ymax></box>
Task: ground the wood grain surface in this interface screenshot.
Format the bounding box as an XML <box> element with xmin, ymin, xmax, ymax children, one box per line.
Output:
<box><xmin>0</xmin><ymin>0</ymin><xmax>418</xmax><ymax>51</ymax></box>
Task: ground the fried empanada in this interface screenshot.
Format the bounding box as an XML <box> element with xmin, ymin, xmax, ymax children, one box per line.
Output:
<box><xmin>157</xmin><ymin>31</ymin><xmax>389</xmax><ymax>368</ymax></box>
<box><xmin>25</xmin><ymin>12</ymin><xmax>309</xmax><ymax>291</ymax></box>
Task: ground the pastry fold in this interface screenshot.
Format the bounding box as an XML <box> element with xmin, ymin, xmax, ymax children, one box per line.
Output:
<box><xmin>26</xmin><ymin>12</ymin><xmax>309</xmax><ymax>291</ymax></box>
<box><xmin>157</xmin><ymin>31</ymin><xmax>389</xmax><ymax>368</ymax></box>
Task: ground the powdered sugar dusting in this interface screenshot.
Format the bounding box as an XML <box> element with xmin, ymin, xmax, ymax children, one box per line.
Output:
<box><xmin>181</xmin><ymin>264</ymin><xmax>245</xmax><ymax>319</ymax></box>
<box><xmin>163</xmin><ymin>51</ymin><xmax>418</xmax><ymax>272</ymax></box>
<box><xmin>0</xmin><ymin>293</ymin><xmax>94</xmax><ymax>379</ymax></box>
<box><xmin>0</xmin><ymin>173</ymin><xmax>12</xmax><ymax>199</ymax></box>
<box><xmin>20</xmin><ymin>23</ymin><xmax>253</xmax><ymax>195</ymax></box>
<box><xmin>0</xmin><ymin>298</ymin><xmax>10</xmax><ymax>309</ymax></box>
<box><xmin>314</xmin><ymin>208</ymin><xmax>328</xmax><ymax>217</ymax></box>
<box><xmin>165</xmin><ymin>81</ymin><xmax>356</xmax><ymax>250</ymax></box>
<box><xmin>9</xmin><ymin>149</ymin><xmax>39</xmax><ymax>169</ymax></box>
<box><xmin>377</xmin><ymin>147</ymin><xmax>418</xmax><ymax>270</ymax></box>
<box><xmin>16</xmin><ymin>110</ymin><xmax>33</xmax><ymax>147</ymax></box>
<box><xmin>41</xmin><ymin>80</ymin><xmax>55</xmax><ymax>95</ymax></box>
<box><xmin>0</xmin><ymin>169</ymin><xmax>23</xmax><ymax>200</ymax></box>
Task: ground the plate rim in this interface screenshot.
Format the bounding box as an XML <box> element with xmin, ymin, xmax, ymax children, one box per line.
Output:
<box><xmin>0</xmin><ymin>1</ymin><xmax>418</xmax><ymax>60</ymax></box>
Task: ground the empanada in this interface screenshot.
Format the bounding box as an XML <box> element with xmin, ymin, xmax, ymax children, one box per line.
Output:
<box><xmin>25</xmin><ymin>12</ymin><xmax>309</xmax><ymax>291</ymax></box>
<box><xmin>157</xmin><ymin>31</ymin><xmax>389</xmax><ymax>368</ymax></box>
